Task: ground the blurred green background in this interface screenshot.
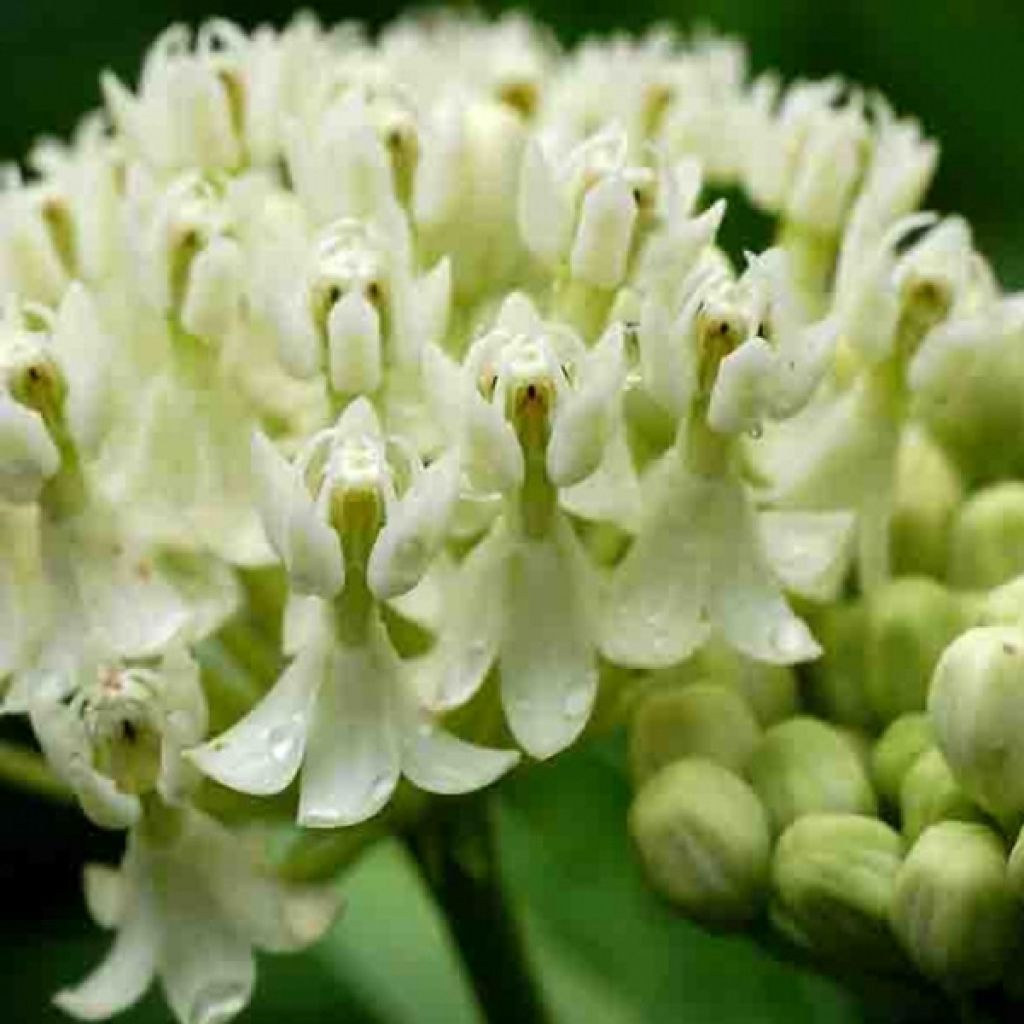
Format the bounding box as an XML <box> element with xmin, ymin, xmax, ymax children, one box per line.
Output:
<box><xmin>2</xmin><ymin>1</ymin><xmax>1023</xmax><ymax>1021</ymax></box>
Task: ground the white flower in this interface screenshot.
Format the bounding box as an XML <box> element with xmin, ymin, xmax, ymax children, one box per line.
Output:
<box><xmin>55</xmin><ymin>806</ymin><xmax>340</xmax><ymax>1024</ymax></box>
<box><xmin>27</xmin><ymin>644</ymin><xmax>206</xmax><ymax>828</ymax></box>
<box><xmin>518</xmin><ymin>124</ymin><xmax>649</xmax><ymax>289</ymax></box>
<box><xmin>601</xmin><ymin>253</ymin><xmax>832</xmax><ymax>669</ymax></box>
<box><xmin>103</xmin><ymin>22</ymin><xmax>268</xmax><ymax>175</ymax></box>
<box><xmin>190</xmin><ymin>399</ymin><xmax>518</xmax><ymax>826</ymax></box>
<box><xmin>742</xmin><ymin>77</ymin><xmax>869</xmax><ymax>237</ymax></box>
<box><xmin>421</xmin><ymin>294</ymin><xmax>624</xmax><ymax>757</ymax></box>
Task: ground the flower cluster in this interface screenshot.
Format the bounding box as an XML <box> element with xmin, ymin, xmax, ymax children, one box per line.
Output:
<box><xmin>2</xmin><ymin>10</ymin><xmax>1024</xmax><ymax>1022</ymax></box>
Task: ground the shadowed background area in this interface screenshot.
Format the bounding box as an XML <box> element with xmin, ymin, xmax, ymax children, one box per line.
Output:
<box><xmin>1</xmin><ymin>2</ymin><xmax>1022</xmax><ymax>1022</ymax></box>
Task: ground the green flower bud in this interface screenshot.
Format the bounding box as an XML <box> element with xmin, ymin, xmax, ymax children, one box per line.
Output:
<box><xmin>870</xmin><ymin>713</ymin><xmax>934</xmax><ymax>807</ymax></box>
<box><xmin>746</xmin><ymin>717</ymin><xmax>878</xmax><ymax>834</ymax></box>
<box><xmin>629</xmin><ymin>758</ymin><xmax>771</xmax><ymax>928</ymax></box>
<box><xmin>890</xmin><ymin>428</ymin><xmax>964</xmax><ymax>579</ymax></box>
<box><xmin>771</xmin><ymin>814</ymin><xmax>904</xmax><ymax>968</ymax></box>
<box><xmin>803</xmin><ymin>604</ymin><xmax>874</xmax><ymax>730</ymax></box>
<box><xmin>697</xmin><ymin>640</ymin><xmax>800</xmax><ymax>727</ymax></box>
<box><xmin>628</xmin><ymin>683</ymin><xmax>761</xmax><ymax>784</ymax></box>
<box><xmin>864</xmin><ymin>577</ymin><xmax>967</xmax><ymax>725</ymax></box>
<box><xmin>928</xmin><ymin>626</ymin><xmax>1024</xmax><ymax>819</ymax></box>
<box><xmin>899</xmin><ymin>748</ymin><xmax>985</xmax><ymax>843</ymax></box>
<box><xmin>949</xmin><ymin>482</ymin><xmax>1024</xmax><ymax>589</ymax></box>
<box><xmin>891</xmin><ymin>822</ymin><xmax>1017</xmax><ymax>991</ymax></box>
<box><xmin>976</xmin><ymin>573</ymin><xmax>1024</xmax><ymax>628</ymax></box>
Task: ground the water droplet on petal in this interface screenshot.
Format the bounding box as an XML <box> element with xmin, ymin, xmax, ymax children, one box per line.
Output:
<box><xmin>266</xmin><ymin>715</ymin><xmax>303</xmax><ymax>764</ymax></box>
<box><xmin>562</xmin><ymin>689</ymin><xmax>590</xmax><ymax>717</ymax></box>
<box><xmin>369</xmin><ymin>774</ymin><xmax>393</xmax><ymax>804</ymax></box>
<box><xmin>188</xmin><ymin>982</ymin><xmax>249</xmax><ymax>1024</ymax></box>
<box><xmin>747</xmin><ymin>423</ymin><xmax>763</xmax><ymax>440</ymax></box>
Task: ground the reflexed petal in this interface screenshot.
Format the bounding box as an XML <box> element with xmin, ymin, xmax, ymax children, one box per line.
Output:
<box><xmin>710</xmin><ymin>482</ymin><xmax>821</xmax><ymax>664</ymax></box>
<box><xmin>187</xmin><ymin>809</ymin><xmax>341</xmax><ymax>954</ymax></box>
<box><xmin>569</xmin><ymin>176</ymin><xmax>637</xmax><ymax>289</ymax></box>
<box><xmin>188</xmin><ymin>640</ymin><xmax>326</xmax><ymax>796</ymax></box>
<box><xmin>559</xmin><ymin>423</ymin><xmax>642</xmax><ymax>532</ymax></box>
<box><xmin>517</xmin><ymin>140</ymin><xmax>572</xmax><ymax>266</ymax></box>
<box><xmin>0</xmin><ymin>394</ymin><xmax>59</xmax><ymax>504</ymax></box>
<box><xmin>368</xmin><ymin>449</ymin><xmax>460</xmax><ymax>600</ymax></box>
<box><xmin>758</xmin><ymin>509</ymin><xmax>855</xmax><ymax>602</ymax></box>
<box><xmin>84</xmin><ymin>864</ymin><xmax>127</xmax><ymax>930</ymax></box>
<box><xmin>327</xmin><ymin>291</ymin><xmax>382</xmax><ymax>396</ymax></box>
<box><xmin>500</xmin><ymin>521</ymin><xmax>598</xmax><ymax>759</ymax></box>
<box><xmin>54</xmin><ymin>891</ymin><xmax>158</xmax><ymax>1020</ymax></box>
<box><xmin>154</xmin><ymin>856</ymin><xmax>256</xmax><ymax>1024</ymax></box>
<box><xmin>251</xmin><ymin>431</ymin><xmax>344</xmax><ymax>598</ymax></box>
<box><xmin>420</xmin><ymin>522</ymin><xmax>508</xmax><ymax>710</ymax></box>
<box><xmin>401</xmin><ymin>714</ymin><xmax>519</xmax><ymax>794</ymax></box>
<box><xmin>601</xmin><ymin>455</ymin><xmax>713</xmax><ymax>668</ymax></box>
<box><xmin>547</xmin><ymin>324</ymin><xmax>625</xmax><ymax>487</ymax></box>
<box><xmin>298</xmin><ymin>618</ymin><xmax>401</xmax><ymax>828</ymax></box>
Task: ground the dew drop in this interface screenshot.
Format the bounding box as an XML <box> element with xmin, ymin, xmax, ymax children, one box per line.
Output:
<box><xmin>370</xmin><ymin>774</ymin><xmax>394</xmax><ymax>804</ymax></box>
<box><xmin>266</xmin><ymin>716</ymin><xmax>302</xmax><ymax>764</ymax></box>
<box><xmin>747</xmin><ymin>423</ymin><xmax>763</xmax><ymax>440</ymax></box>
<box><xmin>188</xmin><ymin>982</ymin><xmax>248</xmax><ymax>1024</ymax></box>
<box><xmin>562</xmin><ymin>689</ymin><xmax>590</xmax><ymax>717</ymax></box>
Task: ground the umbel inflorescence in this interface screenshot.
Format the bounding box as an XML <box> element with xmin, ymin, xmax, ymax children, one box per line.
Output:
<box><xmin>4</xmin><ymin>9</ymin><xmax>1024</xmax><ymax>1023</ymax></box>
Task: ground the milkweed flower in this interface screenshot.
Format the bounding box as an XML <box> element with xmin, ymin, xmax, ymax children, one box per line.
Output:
<box><xmin>189</xmin><ymin>400</ymin><xmax>519</xmax><ymax>826</ymax></box>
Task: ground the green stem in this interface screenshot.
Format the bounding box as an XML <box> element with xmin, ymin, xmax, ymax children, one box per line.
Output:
<box><xmin>0</xmin><ymin>740</ymin><xmax>72</xmax><ymax>803</ymax></box>
<box><xmin>405</xmin><ymin>798</ymin><xmax>552</xmax><ymax>1024</ymax></box>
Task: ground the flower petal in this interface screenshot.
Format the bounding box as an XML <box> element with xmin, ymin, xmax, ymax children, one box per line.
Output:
<box><xmin>401</xmin><ymin>714</ymin><xmax>519</xmax><ymax>794</ymax></box>
<box><xmin>570</xmin><ymin>176</ymin><xmax>637</xmax><ymax>290</ymax></box>
<box><xmin>601</xmin><ymin>456</ymin><xmax>713</xmax><ymax>668</ymax></box>
<box><xmin>327</xmin><ymin>290</ymin><xmax>382</xmax><ymax>396</ymax></box>
<box><xmin>188</xmin><ymin>639</ymin><xmax>326</xmax><ymax>796</ymax></box>
<box><xmin>517</xmin><ymin>139</ymin><xmax>572</xmax><ymax>266</ymax></box>
<box><xmin>0</xmin><ymin>393</ymin><xmax>59</xmax><ymax>504</ymax></box>
<box><xmin>419</xmin><ymin>522</ymin><xmax>508</xmax><ymax>711</ymax></box>
<box><xmin>187</xmin><ymin>809</ymin><xmax>341</xmax><ymax>954</ymax></box>
<box><xmin>298</xmin><ymin>619</ymin><xmax>401</xmax><ymax>828</ymax></box>
<box><xmin>710</xmin><ymin>482</ymin><xmax>821</xmax><ymax>664</ymax></box>
<box><xmin>547</xmin><ymin>324</ymin><xmax>625</xmax><ymax>488</ymax></box>
<box><xmin>251</xmin><ymin>431</ymin><xmax>344</xmax><ymax>599</ymax></box>
<box><xmin>153</xmin><ymin>847</ymin><xmax>256</xmax><ymax>1024</ymax></box>
<box><xmin>180</xmin><ymin>236</ymin><xmax>243</xmax><ymax>342</ymax></box>
<box><xmin>500</xmin><ymin>521</ymin><xmax>598</xmax><ymax>759</ymax></box>
<box><xmin>54</xmin><ymin>890</ymin><xmax>157</xmax><ymax>1021</ymax></box>
<box><xmin>368</xmin><ymin>449</ymin><xmax>460</xmax><ymax>600</ymax></box>
<box><xmin>758</xmin><ymin>509</ymin><xmax>855</xmax><ymax>602</ymax></box>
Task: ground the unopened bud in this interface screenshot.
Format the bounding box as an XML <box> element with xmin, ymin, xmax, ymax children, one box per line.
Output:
<box><xmin>899</xmin><ymin>748</ymin><xmax>985</xmax><ymax>843</ymax></box>
<box><xmin>697</xmin><ymin>640</ymin><xmax>800</xmax><ymax>727</ymax></box>
<box><xmin>949</xmin><ymin>482</ymin><xmax>1024</xmax><ymax>589</ymax></box>
<box><xmin>628</xmin><ymin>683</ymin><xmax>762</xmax><ymax>784</ymax></box>
<box><xmin>864</xmin><ymin>577</ymin><xmax>967</xmax><ymax>725</ymax></box>
<box><xmin>889</xmin><ymin>428</ymin><xmax>963</xmax><ymax>578</ymax></box>
<box><xmin>746</xmin><ymin>717</ymin><xmax>877</xmax><ymax>834</ymax></box>
<box><xmin>772</xmin><ymin>814</ymin><xmax>904</xmax><ymax>968</ymax></box>
<box><xmin>629</xmin><ymin>758</ymin><xmax>771</xmax><ymax>928</ymax></box>
<box><xmin>891</xmin><ymin>822</ymin><xmax>1016</xmax><ymax>991</ymax></box>
<box><xmin>928</xmin><ymin>626</ymin><xmax>1024</xmax><ymax>820</ymax></box>
<box><xmin>870</xmin><ymin>713</ymin><xmax>933</xmax><ymax>808</ymax></box>
<box><xmin>803</xmin><ymin>604</ymin><xmax>874</xmax><ymax>729</ymax></box>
